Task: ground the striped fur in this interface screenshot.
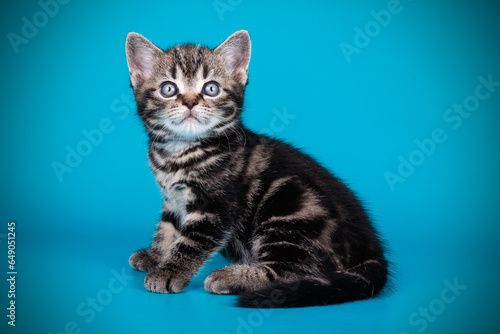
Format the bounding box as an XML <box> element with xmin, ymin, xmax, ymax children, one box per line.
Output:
<box><xmin>126</xmin><ymin>30</ymin><xmax>388</xmax><ymax>307</ymax></box>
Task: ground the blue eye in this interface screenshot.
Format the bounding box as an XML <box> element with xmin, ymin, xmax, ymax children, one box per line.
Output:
<box><xmin>203</xmin><ymin>81</ymin><xmax>220</xmax><ymax>97</ymax></box>
<box><xmin>160</xmin><ymin>82</ymin><xmax>177</xmax><ymax>97</ymax></box>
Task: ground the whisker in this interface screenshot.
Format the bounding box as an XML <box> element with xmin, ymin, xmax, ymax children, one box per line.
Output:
<box><xmin>221</xmin><ymin>128</ymin><xmax>232</xmax><ymax>153</ymax></box>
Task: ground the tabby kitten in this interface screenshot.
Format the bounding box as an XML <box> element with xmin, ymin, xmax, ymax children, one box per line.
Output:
<box><xmin>125</xmin><ymin>30</ymin><xmax>388</xmax><ymax>308</ymax></box>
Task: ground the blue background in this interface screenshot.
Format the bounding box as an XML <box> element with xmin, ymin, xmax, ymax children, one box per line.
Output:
<box><xmin>1</xmin><ymin>0</ymin><xmax>499</xmax><ymax>333</ymax></box>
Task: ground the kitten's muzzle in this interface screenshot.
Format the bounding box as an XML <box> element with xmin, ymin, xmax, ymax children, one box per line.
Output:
<box><xmin>183</xmin><ymin>97</ymin><xmax>198</xmax><ymax>110</ymax></box>
<box><xmin>176</xmin><ymin>109</ymin><xmax>202</xmax><ymax>124</ymax></box>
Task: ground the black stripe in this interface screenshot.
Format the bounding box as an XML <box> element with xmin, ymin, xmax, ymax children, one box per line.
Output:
<box><xmin>161</xmin><ymin>211</ymin><xmax>180</xmax><ymax>228</ymax></box>
<box><xmin>177</xmin><ymin>241</ymin><xmax>199</xmax><ymax>255</ymax></box>
<box><xmin>170</xmin><ymin>65</ymin><xmax>177</xmax><ymax>79</ymax></box>
<box><xmin>260</xmin><ymin>243</ymin><xmax>309</xmax><ymax>262</ymax></box>
<box><xmin>224</xmin><ymin>88</ymin><xmax>244</xmax><ymax>107</ymax></box>
<box><xmin>214</xmin><ymin>98</ymin><xmax>236</xmax><ymax>117</ymax></box>
<box><xmin>144</xmin><ymin>87</ymin><xmax>157</xmax><ymax>99</ymax></box>
<box><xmin>137</xmin><ymin>88</ymin><xmax>158</xmax><ymax>116</ymax></box>
<box><xmin>181</xmin><ymin>218</ymin><xmax>224</xmax><ymax>241</ymax></box>
<box><xmin>170</xmin><ymin>149</ymin><xmax>227</xmax><ymax>173</ymax></box>
<box><xmin>184</xmin><ymin>231</ymin><xmax>218</xmax><ymax>248</ymax></box>
<box><xmin>203</xmin><ymin>64</ymin><xmax>209</xmax><ymax>79</ymax></box>
<box><xmin>148</xmin><ymin>136</ymin><xmax>168</xmax><ymax>144</ymax></box>
<box><xmin>163</xmin><ymin>143</ymin><xmax>203</xmax><ymax>162</ymax></box>
<box><xmin>183</xmin><ymin>156</ymin><xmax>231</xmax><ymax>185</ymax></box>
<box><xmin>148</xmin><ymin>150</ymin><xmax>169</xmax><ymax>172</ymax></box>
<box><xmin>148</xmin><ymin>123</ymin><xmax>168</xmax><ymax>131</ymax></box>
<box><xmin>259</xmin><ymin>228</ymin><xmax>308</xmax><ymax>245</ymax></box>
<box><xmin>147</xmin><ymin>129</ymin><xmax>171</xmax><ymax>143</ymax></box>
<box><xmin>256</xmin><ymin>218</ymin><xmax>325</xmax><ymax>239</ymax></box>
<box><xmin>262</xmin><ymin>266</ymin><xmax>276</xmax><ymax>282</ymax></box>
<box><xmin>147</xmin><ymin>129</ymin><xmax>164</xmax><ymax>138</ymax></box>
<box><xmin>177</xmin><ymin>143</ymin><xmax>203</xmax><ymax>156</ymax></box>
<box><xmin>201</xmin><ymin>152</ymin><xmax>231</xmax><ymax>172</ymax></box>
<box><xmin>178</xmin><ymin>59</ymin><xmax>187</xmax><ymax>75</ymax></box>
<box><xmin>144</xmin><ymin>107</ymin><xmax>164</xmax><ymax>115</ymax></box>
<box><xmin>258</xmin><ymin>180</ymin><xmax>304</xmax><ymax>222</ymax></box>
<box><xmin>165</xmin><ymin>277</ymin><xmax>172</xmax><ymax>291</ymax></box>
<box><xmin>264</xmin><ymin>261</ymin><xmax>306</xmax><ymax>276</ymax></box>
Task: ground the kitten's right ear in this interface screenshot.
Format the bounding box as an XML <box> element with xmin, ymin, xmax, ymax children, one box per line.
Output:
<box><xmin>215</xmin><ymin>30</ymin><xmax>251</xmax><ymax>85</ymax></box>
<box><xmin>125</xmin><ymin>32</ymin><xmax>163</xmax><ymax>87</ymax></box>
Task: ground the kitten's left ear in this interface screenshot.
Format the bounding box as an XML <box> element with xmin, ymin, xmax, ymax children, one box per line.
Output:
<box><xmin>215</xmin><ymin>30</ymin><xmax>251</xmax><ymax>85</ymax></box>
<box><xmin>126</xmin><ymin>32</ymin><xmax>163</xmax><ymax>87</ymax></box>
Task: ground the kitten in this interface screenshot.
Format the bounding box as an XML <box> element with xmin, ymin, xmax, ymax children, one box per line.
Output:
<box><xmin>125</xmin><ymin>30</ymin><xmax>388</xmax><ymax>308</ymax></box>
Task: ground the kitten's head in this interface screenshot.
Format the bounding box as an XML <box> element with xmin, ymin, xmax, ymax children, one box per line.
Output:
<box><xmin>125</xmin><ymin>30</ymin><xmax>251</xmax><ymax>142</ymax></box>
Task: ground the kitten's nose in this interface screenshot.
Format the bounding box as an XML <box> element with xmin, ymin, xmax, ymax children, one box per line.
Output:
<box><xmin>183</xmin><ymin>97</ymin><xmax>198</xmax><ymax>110</ymax></box>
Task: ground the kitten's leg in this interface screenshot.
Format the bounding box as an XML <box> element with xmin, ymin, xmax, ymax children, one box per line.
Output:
<box><xmin>129</xmin><ymin>207</ymin><xmax>180</xmax><ymax>272</ymax></box>
<box><xmin>144</xmin><ymin>211</ymin><xmax>227</xmax><ymax>293</ymax></box>
<box><xmin>204</xmin><ymin>264</ymin><xmax>277</xmax><ymax>294</ymax></box>
<box><xmin>209</xmin><ymin>220</ymin><xmax>331</xmax><ymax>294</ymax></box>
<box><xmin>204</xmin><ymin>179</ymin><xmax>334</xmax><ymax>294</ymax></box>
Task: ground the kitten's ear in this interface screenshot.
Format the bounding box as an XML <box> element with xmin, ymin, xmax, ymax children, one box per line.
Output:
<box><xmin>126</xmin><ymin>32</ymin><xmax>163</xmax><ymax>87</ymax></box>
<box><xmin>215</xmin><ymin>30</ymin><xmax>251</xmax><ymax>85</ymax></box>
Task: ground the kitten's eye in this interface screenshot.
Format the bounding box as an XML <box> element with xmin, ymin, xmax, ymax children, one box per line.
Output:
<box><xmin>202</xmin><ymin>81</ymin><xmax>220</xmax><ymax>97</ymax></box>
<box><xmin>160</xmin><ymin>82</ymin><xmax>177</xmax><ymax>98</ymax></box>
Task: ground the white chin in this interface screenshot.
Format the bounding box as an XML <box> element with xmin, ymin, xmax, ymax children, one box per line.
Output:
<box><xmin>172</xmin><ymin>118</ymin><xmax>212</xmax><ymax>140</ymax></box>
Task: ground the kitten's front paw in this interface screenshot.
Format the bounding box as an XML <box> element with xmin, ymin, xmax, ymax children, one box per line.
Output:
<box><xmin>144</xmin><ymin>268</ymin><xmax>190</xmax><ymax>293</ymax></box>
<box><xmin>129</xmin><ymin>249</ymin><xmax>159</xmax><ymax>272</ymax></box>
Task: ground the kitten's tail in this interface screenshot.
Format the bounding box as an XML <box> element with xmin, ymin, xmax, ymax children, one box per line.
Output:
<box><xmin>237</xmin><ymin>260</ymin><xmax>388</xmax><ymax>308</ymax></box>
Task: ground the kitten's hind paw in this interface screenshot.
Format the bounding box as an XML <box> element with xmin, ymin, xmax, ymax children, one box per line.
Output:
<box><xmin>129</xmin><ymin>249</ymin><xmax>159</xmax><ymax>272</ymax></box>
<box><xmin>204</xmin><ymin>268</ymin><xmax>237</xmax><ymax>295</ymax></box>
<box><xmin>205</xmin><ymin>265</ymin><xmax>272</xmax><ymax>295</ymax></box>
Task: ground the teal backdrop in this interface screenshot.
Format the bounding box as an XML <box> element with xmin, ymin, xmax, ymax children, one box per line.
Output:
<box><xmin>1</xmin><ymin>0</ymin><xmax>499</xmax><ymax>333</ymax></box>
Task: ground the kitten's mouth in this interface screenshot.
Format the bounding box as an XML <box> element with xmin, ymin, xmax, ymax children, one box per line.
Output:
<box><xmin>172</xmin><ymin>113</ymin><xmax>201</xmax><ymax>125</ymax></box>
<box><xmin>177</xmin><ymin>115</ymin><xmax>201</xmax><ymax>125</ymax></box>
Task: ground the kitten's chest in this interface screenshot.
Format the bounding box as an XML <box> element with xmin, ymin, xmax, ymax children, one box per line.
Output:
<box><xmin>154</xmin><ymin>168</ymin><xmax>201</xmax><ymax>216</ymax></box>
<box><xmin>148</xmin><ymin>143</ymin><xmax>237</xmax><ymax>219</ymax></box>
